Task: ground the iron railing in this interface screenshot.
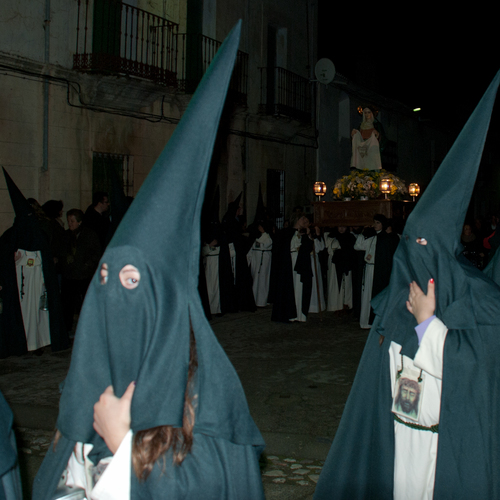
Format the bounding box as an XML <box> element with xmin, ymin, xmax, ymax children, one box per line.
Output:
<box><xmin>176</xmin><ymin>33</ymin><xmax>248</xmax><ymax>103</ymax></box>
<box><xmin>259</xmin><ymin>67</ymin><xmax>311</xmax><ymax>122</ymax></box>
<box><xmin>74</xmin><ymin>0</ymin><xmax>178</xmax><ymax>86</ymax></box>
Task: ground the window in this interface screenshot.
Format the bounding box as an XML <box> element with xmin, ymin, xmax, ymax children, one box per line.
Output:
<box><xmin>92</xmin><ymin>152</ymin><xmax>134</xmax><ymax>199</ymax></box>
<box><xmin>267</xmin><ymin>169</ymin><xmax>285</xmax><ymax>229</ymax></box>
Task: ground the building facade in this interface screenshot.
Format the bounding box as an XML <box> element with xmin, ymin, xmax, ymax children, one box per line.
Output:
<box><xmin>2</xmin><ymin>0</ymin><xmax>492</xmax><ymax>237</ymax></box>
<box><xmin>0</xmin><ymin>0</ymin><xmax>318</xmax><ymax>233</ymax></box>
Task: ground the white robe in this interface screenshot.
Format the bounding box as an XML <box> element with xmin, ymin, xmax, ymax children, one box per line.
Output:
<box><xmin>65</xmin><ymin>430</ymin><xmax>132</xmax><ymax>500</ymax></box>
<box><xmin>201</xmin><ymin>243</ymin><xmax>236</xmax><ymax>315</ymax></box>
<box><xmin>354</xmin><ymin>233</ymin><xmax>378</xmax><ymax>329</ymax></box>
<box><xmin>350</xmin><ymin>129</ymin><xmax>382</xmax><ymax>170</ymax></box>
<box><xmin>247</xmin><ymin>232</ymin><xmax>272</xmax><ymax>307</ymax></box>
<box><xmin>325</xmin><ymin>233</ymin><xmax>353</xmax><ymax>311</ymax></box>
<box><xmin>15</xmin><ymin>249</ymin><xmax>50</xmax><ymax>351</ymax></box>
<box><xmin>390</xmin><ymin>318</ymin><xmax>447</xmax><ymax>500</ymax></box>
<box><xmin>309</xmin><ymin>238</ymin><xmax>326</xmax><ymax>313</ymax></box>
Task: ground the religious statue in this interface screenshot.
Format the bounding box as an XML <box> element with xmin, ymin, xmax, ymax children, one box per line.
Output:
<box><xmin>350</xmin><ymin>106</ymin><xmax>386</xmax><ymax>171</ymax></box>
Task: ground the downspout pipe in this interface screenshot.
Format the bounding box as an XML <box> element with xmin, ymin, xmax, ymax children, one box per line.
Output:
<box><xmin>42</xmin><ymin>0</ymin><xmax>51</xmax><ymax>172</ymax></box>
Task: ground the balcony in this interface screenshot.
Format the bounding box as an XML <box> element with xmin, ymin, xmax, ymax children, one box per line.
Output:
<box><xmin>176</xmin><ymin>33</ymin><xmax>248</xmax><ymax>104</ymax></box>
<box><xmin>73</xmin><ymin>0</ymin><xmax>178</xmax><ymax>87</ymax></box>
<box><xmin>259</xmin><ymin>67</ymin><xmax>311</xmax><ymax>123</ymax></box>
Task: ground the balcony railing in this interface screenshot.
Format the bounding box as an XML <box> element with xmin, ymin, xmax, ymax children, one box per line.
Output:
<box><xmin>259</xmin><ymin>67</ymin><xmax>311</xmax><ymax>122</ymax></box>
<box><xmin>73</xmin><ymin>0</ymin><xmax>178</xmax><ymax>87</ymax></box>
<box><xmin>176</xmin><ymin>33</ymin><xmax>248</xmax><ymax>103</ymax></box>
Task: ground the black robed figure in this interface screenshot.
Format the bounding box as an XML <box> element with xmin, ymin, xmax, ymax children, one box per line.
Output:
<box><xmin>33</xmin><ymin>22</ymin><xmax>265</xmax><ymax>499</ymax></box>
<box><xmin>0</xmin><ymin>169</ymin><xmax>68</xmax><ymax>358</ymax></box>
<box><xmin>315</xmin><ymin>70</ymin><xmax>500</xmax><ymax>499</ymax></box>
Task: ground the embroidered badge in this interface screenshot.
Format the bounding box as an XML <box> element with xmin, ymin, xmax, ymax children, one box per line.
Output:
<box><xmin>27</xmin><ymin>258</ymin><xmax>35</xmax><ymax>267</ymax></box>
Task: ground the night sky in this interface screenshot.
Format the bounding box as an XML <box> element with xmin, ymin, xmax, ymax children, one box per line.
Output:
<box><xmin>317</xmin><ymin>7</ymin><xmax>499</xmax><ymax>135</ymax></box>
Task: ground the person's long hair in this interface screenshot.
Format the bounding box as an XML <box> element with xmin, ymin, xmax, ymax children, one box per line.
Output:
<box><xmin>132</xmin><ymin>328</ymin><xmax>198</xmax><ymax>480</ymax></box>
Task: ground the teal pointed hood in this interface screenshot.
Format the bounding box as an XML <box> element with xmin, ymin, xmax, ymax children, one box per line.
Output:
<box><xmin>371</xmin><ymin>70</ymin><xmax>500</xmax><ymax>357</ymax></box>
<box><xmin>57</xmin><ymin>21</ymin><xmax>264</xmax><ymax>453</ymax></box>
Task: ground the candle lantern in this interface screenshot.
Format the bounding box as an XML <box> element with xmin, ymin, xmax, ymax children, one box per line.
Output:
<box><xmin>379</xmin><ymin>176</ymin><xmax>393</xmax><ymax>200</ymax></box>
<box><xmin>408</xmin><ymin>183</ymin><xmax>420</xmax><ymax>201</ymax></box>
<box><xmin>313</xmin><ymin>181</ymin><xmax>327</xmax><ymax>200</ymax></box>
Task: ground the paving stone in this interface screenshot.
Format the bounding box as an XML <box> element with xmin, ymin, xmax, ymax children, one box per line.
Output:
<box><xmin>263</xmin><ymin>469</ymin><xmax>286</xmax><ymax>477</ymax></box>
<box><xmin>291</xmin><ymin>469</ymin><xmax>309</xmax><ymax>475</ymax></box>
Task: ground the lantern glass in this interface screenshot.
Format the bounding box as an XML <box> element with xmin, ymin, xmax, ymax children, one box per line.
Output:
<box><xmin>380</xmin><ymin>177</ymin><xmax>392</xmax><ymax>194</ymax></box>
<box><xmin>409</xmin><ymin>183</ymin><xmax>420</xmax><ymax>196</ymax></box>
<box><xmin>314</xmin><ymin>181</ymin><xmax>326</xmax><ymax>197</ymax></box>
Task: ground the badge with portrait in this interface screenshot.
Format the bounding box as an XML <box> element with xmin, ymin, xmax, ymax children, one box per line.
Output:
<box><xmin>392</xmin><ymin>362</ymin><xmax>425</xmax><ymax>422</ymax></box>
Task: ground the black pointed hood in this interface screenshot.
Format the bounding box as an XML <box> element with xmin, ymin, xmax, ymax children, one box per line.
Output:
<box><xmin>371</xmin><ymin>70</ymin><xmax>500</xmax><ymax>357</ymax></box>
<box><xmin>253</xmin><ymin>183</ymin><xmax>266</xmax><ymax>224</ymax></box>
<box><xmin>3</xmin><ymin>168</ymin><xmax>33</xmax><ymax>221</ymax></box>
<box><xmin>57</xmin><ymin>21</ymin><xmax>264</xmax><ymax>452</ymax></box>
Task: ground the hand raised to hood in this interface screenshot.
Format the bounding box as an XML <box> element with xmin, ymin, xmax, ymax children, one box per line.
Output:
<box><xmin>93</xmin><ymin>381</ymin><xmax>136</xmax><ymax>454</ymax></box>
<box><xmin>406</xmin><ymin>279</ymin><xmax>435</xmax><ymax>324</ymax></box>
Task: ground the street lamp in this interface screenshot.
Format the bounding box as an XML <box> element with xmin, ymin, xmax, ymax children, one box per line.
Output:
<box><xmin>379</xmin><ymin>176</ymin><xmax>392</xmax><ymax>200</ymax></box>
<box><xmin>409</xmin><ymin>183</ymin><xmax>420</xmax><ymax>201</ymax></box>
<box><xmin>313</xmin><ymin>181</ymin><xmax>327</xmax><ymax>201</ymax></box>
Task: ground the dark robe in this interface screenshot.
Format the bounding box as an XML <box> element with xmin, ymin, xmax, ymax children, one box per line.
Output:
<box><xmin>83</xmin><ymin>206</ymin><xmax>110</xmax><ymax>252</ymax></box>
<box><xmin>331</xmin><ymin>231</ymin><xmax>356</xmax><ymax>292</ymax></box>
<box><xmin>270</xmin><ymin>227</ymin><xmax>297</xmax><ymax>322</ymax></box>
<box><xmin>0</xmin><ymin>391</ymin><xmax>22</xmax><ymax>500</ymax></box>
<box><xmin>0</xmin><ymin>218</ymin><xmax>68</xmax><ymax>358</ymax></box>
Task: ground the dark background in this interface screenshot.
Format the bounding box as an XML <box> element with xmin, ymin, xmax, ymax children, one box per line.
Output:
<box><xmin>317</xmin><ymin>7</ymin><xmax>499</xmax><ymax>135</ymax></box>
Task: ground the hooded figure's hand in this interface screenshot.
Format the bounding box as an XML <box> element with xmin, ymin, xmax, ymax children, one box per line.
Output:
<box><xmin>406</xmin><ymin>279</ymin><xmax>435</xmax><ymax>324</ymax></box>
<box><xmin>93</xmin><ymin>381</ymin><xmax>136</xmax><ymax>454</ymax></box>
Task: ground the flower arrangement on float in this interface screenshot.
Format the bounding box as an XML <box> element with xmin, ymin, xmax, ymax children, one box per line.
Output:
<box><xmin>332</xmin><ymin>169</ymin><xmax>408</xmax><ymax>200</ymax></box>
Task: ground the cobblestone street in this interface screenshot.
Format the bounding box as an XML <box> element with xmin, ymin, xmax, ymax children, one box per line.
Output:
<box><xmin>0</xmin><ymin>306</ymin><xmax>368</xmax><ymax>499</ymax></box>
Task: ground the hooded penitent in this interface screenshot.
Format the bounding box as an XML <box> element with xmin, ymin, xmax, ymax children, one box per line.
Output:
<box><xmin>0</xmin><ymin>169</ymin><xmax>68</xmax><ymax>358</ymax></box>
<box><xmin>0</xmin><ymin>390</ymin><xmax>22</xmax><ymax>500</ymax></box>
<box><xmin>222</xmin><ymin>191</ymin><xmax>257</xmax><ymax>312</ymax></box>
<box><xmin>33</xmin><ymin>21</ymin><xmax>265</xmax><ymax>499</ymax></box>
<box><xmin>314</xmin><ymin>70</ymin><xmax>500</xmax><ymax>499</ymax></box>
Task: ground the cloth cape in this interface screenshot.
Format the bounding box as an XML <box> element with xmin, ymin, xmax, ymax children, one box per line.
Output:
<box><xmin>33</xmin><ymin>22</ymin><xmax>265</xmax><ymax>500</ymax></box>
<box><xmin>314</xmin><ymin>70</ymin><xmax>500</xmax><ymax>499</ymax></box>
<box><xmin>0</xmin><ymin>392</ymin><xmax>22</xmax><ymax>500</ymax></box>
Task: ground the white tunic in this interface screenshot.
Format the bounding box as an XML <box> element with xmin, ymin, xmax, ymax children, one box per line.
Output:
<box><xmin>201</xmin><ymin>243</ymin><xmax>236</xmax><ymax>315</ymax></box>
<box><xmin>15</xmin><ymin>249</ymin><xmax>50</xmax><ymax>351</ymax></box>
<box><xmin>389</xmin><ymin>318</ymin><xmax>447</xmax><ymax>500</ymax></box>
<box><xmin>350</xmin><ymin>129</ymin><xmax>382</xmax><ymax>170</ymax></box>
<box><xmin>309</xmin><ymin>238</ymin><xmax>326</xmax><ymax>313</ymax></box>
<box><xmin>247</xmin><ymin>232</ymin><xmax>272</xmax><ymax>307</ymax></box>
<box><xmin>65</xmin><ymin>430</ymin><xmax>132</xmax><ymax>499</ymax></box>
<box><xmin>325</xmin><ymin>232</ymin><xmax>353</xmax><ymax>312</ymax></box>
<box><xmin>354</xmin><ymin>233</ymin><xmax>378</xmax><ymax>329</ymax></box>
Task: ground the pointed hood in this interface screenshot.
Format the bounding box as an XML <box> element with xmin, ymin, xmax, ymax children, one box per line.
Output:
<box><xmin>57</xmin><ymin>21</ymin><xmax>264</xmax><ymax>454</ymax></box>
<box><xmin>3</xmin><ymin>168</ymin><xmax>34</xmax><ymax>221</ymax></box>
<box><xmin>223</xmin><ymin>191</ymin><xmax>242</xmax><ymax>220</ymax></box>
<box><xmin>253</xmin><ymin>183</ymin><xmax>266</xmax><ymax>224</ymax></box>
<box><xmin>371</xmin><ymin>70</ymin><xmax>500</xmax><ymax>357</ymax></box>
